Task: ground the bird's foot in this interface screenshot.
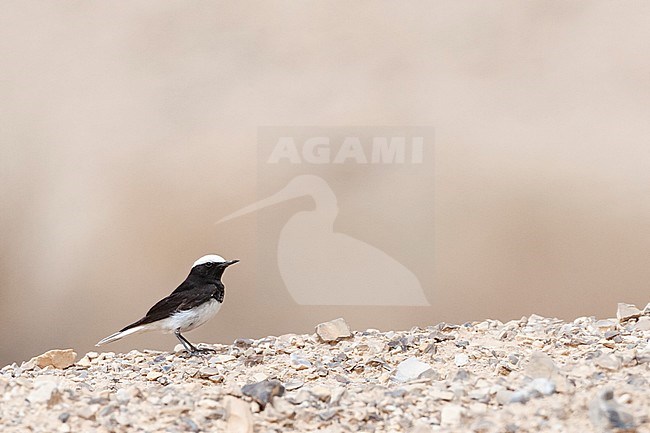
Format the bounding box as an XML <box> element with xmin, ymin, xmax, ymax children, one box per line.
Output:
<box><xmin>186</xmin><ymin>346</ymin><xmax>217</xmax><ymax>356</ymax></box>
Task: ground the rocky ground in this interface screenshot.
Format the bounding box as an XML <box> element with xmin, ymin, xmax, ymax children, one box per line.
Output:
<box><xmin>1</xmin><ymin>304</ymin><xmax>649</xmax><ymax>433</ymax></box>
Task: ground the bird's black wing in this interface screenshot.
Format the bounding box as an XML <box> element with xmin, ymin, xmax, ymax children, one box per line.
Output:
<box><xmin>119</xmin><ymin>288</ymin><xmax>212</xmax><ymax>332</ymax></box>
<box><xmin>170</xmin><ymin>277</ymin><xmax>197</xmax><ymax>294</ymax></box>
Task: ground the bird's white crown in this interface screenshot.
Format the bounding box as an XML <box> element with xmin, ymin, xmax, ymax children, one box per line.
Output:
<box><xmin>192</xmin><ymin>254</ymin><xmax>226</xmax><ymax>267</ymax></box>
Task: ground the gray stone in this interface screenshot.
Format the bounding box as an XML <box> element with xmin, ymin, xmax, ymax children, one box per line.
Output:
<box><xmin>589</xmin><ymin>388</ymin><xmax>635</xmax><ymax>431</ymax></box>
<box><xmin>290</xmin><ymin>353</ymin><xmax>312</xmax><ymax>370</ymax></box>
<box><xmin>595</xmin><ymin>354</ymin><xmax>621</xmax><ymax>371</ymax></box>
<box><xmin>233</xmin><ymin>338</ymin><xmax>255</xmax><ymax>348</ymax></box>
<box><xmin>595</xmin><ymin>319</ymin><xmax>616</xmax><ymax>331</ymax></box>
<box><xmin>308</xmin><ymin>385</ymin><xmax>331</xmax><ymax>402</ymax></box>
<box><xmin>468</xmin><ymin>387</ymin><xmax>490</xmax><ymax>402</ymax></box>
<box><xmin>241</xmin><ymin>379</ymin><xmax>285</xmax><ymax>409</ymax></box>
<box><xmin>115</xmin><ymin>388</ymin><xmax>131</xmax><ymax>404</ymax></box>
<box><xmin>529</xmin><ymin>378</ymin><xmax>555</xmax><ymax>396</ymax></box>
<box><xmin>454</xmin><ymin>353</ymin><xmax>469</xmax><ymax>367</ymax></box>
<box><xmin>181</xmin><ymin>417</ymin><xmax>200</xmax><ymax>432</ymax></box>
<box><xmin>316</xmin><ymin>318</ymin><xmax>352</xmax><ymax>342</ymax></box>
<box><xmin>633</xmin><ymin>316</ymin><xmax>650</xmax><ymax>331</ymax></box>
<box><xmin>225</xmin><ymin>396</ymin><xmax>254</xmax><ymax>433</ymax></box>
<box><xmin>27</xmin><ymin>378</ymin><xmax>60</xmax><ymax>404</ymax></box>
<box><xmin>525</xmin><ymin>351</ymin><xmax>557</xmax><ymax>379</ymax></box>
<box><xmin>198</xmin><ymin>367</ymin><xmax>221</xmax><ymax>378</ymax></box>
<box><xmin>76</xmin><ymin>356</ymin><xmax>92</xmax><ymax>368</ymax></box>
<box><xmin>496</xmin><ymin>389</ymin><xmax>529</xmax><ymax>405</ymax></box>
<box><xmin>319</xmin><ymin>409</ymin><xmax>338</xmax><ymax>421</ymax></box>
<box><xmin>429</xmin><ymin>330</ymin><xmax>455</xmax><ymax>342</ymax></box>
<box><xmin>209</xmin><ymin>354</ymin><xmax>236</xmax><ymax>364</ymax></box>
<box><xmin>616</xmin><ymin>303</ymin><xmax>642</xmax><ymax>322</ymax></box>
<box><xmin>77</xmin><ymin>404</ymin><xmax>99</xmax><ymax>420</ymax></box>
<box><xmin>431</xmin><ymin>389</ymin><xmax>455</xmax><ymax>401</ymax></box>
<box><xmin>284</xmin><ymin>380</ymin><xmax>304</xmax><ymax>391</ymax></box>
<box><xmin>146</xmin><ymin>371</ymin><xmax>163</xmax><ymax>381</ymax></box>
<box><xmin>453</xmin><ymin>369</ymin><xmax>471</xmax><ymax>382</ymax></box>
<box><xmin>289</xmin><ymin>389</ymin><xmax>312</xmax><ymax>405</ymax></box>
<box><xmin>636</xmin><ymin>349</ymin><xmax>650</xmax><ymax>364</ymax></box>
<box><xmin>333</xmin><ymin>374</ymin><xmax>350</xmax><ymax>384</ymax></box>
<box><xmin>440</xmin><ymin>404</ymin><xmax>463</xmax><ymax>427</ymax></box>
<box><xmin>392</xmin><ymin>357</ymin><xmax>436</xmax><ymax>382</ymax></box>
<box><xmin>330</xmin><ymin>387</ymin><xmax>346</xmax><ymax>406</ymax></box>
<box><xmin>509</xmin><ymin>390</ymin><xmax>530</xmax><ymax>404</ymax></box>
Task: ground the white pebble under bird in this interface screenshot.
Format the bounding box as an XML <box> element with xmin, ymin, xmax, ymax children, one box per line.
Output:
<box><xmin>96</xmin><ymin>255</ymin><xmax>238</xmax><ymax>355</ymax></box>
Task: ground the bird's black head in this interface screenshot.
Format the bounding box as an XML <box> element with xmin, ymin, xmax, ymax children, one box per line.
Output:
<box><xmin>190</xmin><ymin>254</ymin><xmax>239</xmax><ymax>281</ymax></box>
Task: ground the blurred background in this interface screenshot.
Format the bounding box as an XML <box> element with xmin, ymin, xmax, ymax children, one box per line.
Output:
<box><xmin>1</xmin><ymin>1</ymin><xmax>649</xmax><ymax>366</ymax></box>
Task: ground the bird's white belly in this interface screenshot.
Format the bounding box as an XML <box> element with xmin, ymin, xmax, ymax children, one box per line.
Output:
<box><xmin>154</xmin><ymin>299</ymin><xmax>222</xmax><ymax>333</ymax></box>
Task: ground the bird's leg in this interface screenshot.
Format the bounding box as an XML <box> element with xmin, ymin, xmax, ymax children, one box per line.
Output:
<box><xmin>174</xmin><ymin>329</ymin><xmax>199</xmax><ymax>354</ymax></box>
<box><xmin>174</xmin><ymin>329</ymin><xmax>214</xmax><ymax>355</ymax></box>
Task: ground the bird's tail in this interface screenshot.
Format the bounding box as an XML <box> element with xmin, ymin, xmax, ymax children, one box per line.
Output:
<box><xmin>96</xmin><ymin>325</ymin><xmax>146</xmax><ymax>347</ymax></box>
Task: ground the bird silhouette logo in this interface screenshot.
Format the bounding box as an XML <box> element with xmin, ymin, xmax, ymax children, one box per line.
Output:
<box><xmin>218</xmin><ymin>175</ymin><xmax>429</xmax><ymax>306</ymax></box>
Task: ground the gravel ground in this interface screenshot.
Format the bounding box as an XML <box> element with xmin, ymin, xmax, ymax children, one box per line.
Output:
<box><xmin>1</xmin><ymin>303</ymin><xmax>648</xmax><ymax>433</ymax></box>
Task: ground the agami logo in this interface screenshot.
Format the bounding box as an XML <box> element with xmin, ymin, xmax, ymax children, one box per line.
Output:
<box><xmin>268</xmin><ymin>136</ymin><xmax>425</xmax><ymax>164</ymax></box>
<box><xmin>220</xmin><ymin>126</ymin><xmax>434</xmax><ymax>306</ymax></box>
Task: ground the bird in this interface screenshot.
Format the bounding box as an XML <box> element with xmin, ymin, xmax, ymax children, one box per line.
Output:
<box><xmin>218</xmin><ymin>175</ymin><xmax>429</xmax><ymax>306</ymax></box>
<box><xmin>96</xmin><ymin>254</ymin><xmax>238</xmax><ymax>355</ymax></box>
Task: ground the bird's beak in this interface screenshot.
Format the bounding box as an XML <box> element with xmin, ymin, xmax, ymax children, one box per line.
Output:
<box><xmin>224</xmin><ymin>260</ymin><xmax>239</xmax><ymax>267</ymax></box>
<box><xmin>216</xmin><ymin>181</ymin><xmax>306</xmax><ymax>224</ymax></box>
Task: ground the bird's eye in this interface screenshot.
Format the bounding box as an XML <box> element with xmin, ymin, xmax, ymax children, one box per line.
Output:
<box><xmin>205</xmin><ymin>262</ymin><xmax>214</xmax><ymax>268</ymax></box>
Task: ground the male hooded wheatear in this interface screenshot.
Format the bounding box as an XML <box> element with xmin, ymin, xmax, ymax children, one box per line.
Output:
<box><xmin>96</xmin><ymin>254</ymin><xmax>238</xmax><ymax>355</ymax></box>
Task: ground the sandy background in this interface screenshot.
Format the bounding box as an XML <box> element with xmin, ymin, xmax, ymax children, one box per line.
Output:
<box><xmin>1</xmin><ymin>1</ymin><xmax>649</xmax><ymax>365</ymax></box>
